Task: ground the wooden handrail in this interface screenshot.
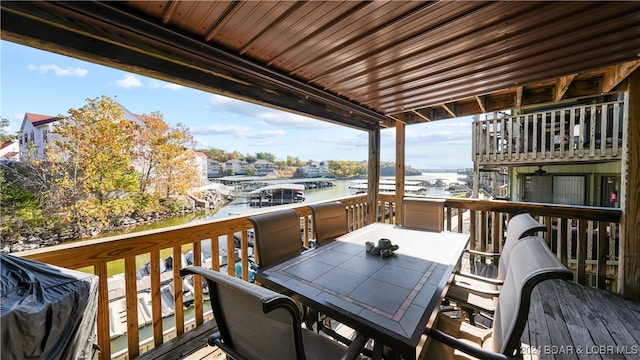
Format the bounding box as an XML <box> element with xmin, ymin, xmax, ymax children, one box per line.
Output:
<box><xmin>15</xmin><ymin>195</ymin><xmax>621</xmax><ymax>359</ymax></box>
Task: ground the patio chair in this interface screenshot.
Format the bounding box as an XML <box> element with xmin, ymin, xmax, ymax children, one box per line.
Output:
<box><xmin>402</xmin><ymin>197</ymin><xmax>445</xmax><ymax>232</ymax></box>
<box><xmin>180</xmin><ymin>267</ymin><xmax>367</xmax><ymax>360</ymax></box>
<box><xmin>445</xmin><ymin>213</ymin><xmax>546</xmax><ymax>319</ymax></box>
<box><xmin>247</xmin><ymin>209</ymin><xmax>304</xmax><ymax>269</ymax></box>
<box><xmin>309</xmin><ymin>201</ymin><xmax>348</xmax><ymax>247</ymax></box>
<box><xmin>422</xmin><ymin>236</ymin><xmax>572</xmax><ymax>359</ymax></box>
<box><xmin>247</xmin><ymin>209</ymin><xmax>320</xmax><ymax>330</ymax></box>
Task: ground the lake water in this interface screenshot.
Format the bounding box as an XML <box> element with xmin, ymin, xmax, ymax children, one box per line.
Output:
<box><xmin>102</xmin><ymin>173</ymin><xmax>462</xmax><ymax>237</ymax></box>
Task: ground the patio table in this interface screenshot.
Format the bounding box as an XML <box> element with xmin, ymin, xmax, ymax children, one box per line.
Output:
<box><xmin>256</xmin><ymin>222</ymin><xmax>469</xmax><ymax>360</ymax></box>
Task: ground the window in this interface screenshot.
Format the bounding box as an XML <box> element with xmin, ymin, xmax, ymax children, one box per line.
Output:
<box><xmin>522</xmin><ymin>175</ymin><xmax>585</xmax><ymax>205</ymax></box>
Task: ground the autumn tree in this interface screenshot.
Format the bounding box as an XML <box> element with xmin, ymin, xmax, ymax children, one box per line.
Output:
<box><xmin>135</xmin><ymin>115</ymin><xmax>199</xmax><ymax>197</ymax></box>
<box><xmin>46</xmin><ymin>96</ymin><xmax>139</xmax><ymax>230</ymax></box>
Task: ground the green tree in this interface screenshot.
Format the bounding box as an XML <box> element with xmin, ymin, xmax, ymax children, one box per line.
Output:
<box><xmin>0</xmin><ymin>117</ymin><xmax>17</xmax><ymax>142</ymax></box>
<box><xmin>256</xmin><ymin>152</ymin><xmax>276</xmax><ymax>163</ymax></box>
<box><xmin>245</xmin><ymin>165</ymin><xmax>257</xmax><ymax>176</ymax></box>
<box><xmin>200</xmin><ymin>147</ymin><xmax>226</xmax><ymax>162</ymax></box>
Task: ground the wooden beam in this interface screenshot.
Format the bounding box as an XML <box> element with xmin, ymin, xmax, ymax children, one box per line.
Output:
<box><xmin>367</xmin><ymin>126</ymin><xmax>381</xmax><ymax>225</ymax></box>
<box><xmin>396</xmin><ymin>122</ymin><xmax>406</xmax><ymax>226</ymax></box>
<box><xmin>555</xmin><ymin>74</ymin><xmax>577</xmax><ymax>101</ymax></box>
<box><xmin>620</xmin><ymin>68</ymin><xmax>640</xmax><ymax>300</ymax></box>
<box><xmin>441</xmin><ymin>103</ymin><xmax>456</xmax><ymax>117</ymax></box>
<box><xmin>412</xmin><ymin>109</ymin><xmax>431</xmax><ymax>122</ymax></box>
<box><xmin>515</xmin><ymin>86</ymin><xmax>523</xmax><ymax>107</ymax></box>
<box><xmin>603</xmin><ymin>60</ymin><xmax>640</xmax><ymax>93</ymax></box>
<box><xmin>475</xmin><ymin>95</ymin><xmax>487</xmax><ymax>113</ymax></box>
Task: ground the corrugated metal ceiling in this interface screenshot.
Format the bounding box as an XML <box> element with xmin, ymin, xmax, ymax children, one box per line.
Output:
<box><xmin>2</xmin><ymin>1</ymin><xmax>639</xmax><ymax>131</ymax></box>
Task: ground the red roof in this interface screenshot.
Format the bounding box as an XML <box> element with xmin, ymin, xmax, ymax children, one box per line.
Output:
<box><xmin>26</xmin><ymin>113</ymin><xmax>58</xmax><ymax>127</ymax></box>
<box><xmin>1</xmin><ymin>141</ymin><xmax>14</xmax><ymax>150</ymax></box>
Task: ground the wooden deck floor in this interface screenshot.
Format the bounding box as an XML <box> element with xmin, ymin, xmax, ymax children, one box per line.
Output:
<box><xmin>522</xmin><ymin>279</ymin><xmax>640</xmax><ymax>360</ymax></box>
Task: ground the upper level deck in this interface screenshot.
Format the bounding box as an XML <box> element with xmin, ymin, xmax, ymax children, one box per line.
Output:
<box><xmin>474</xmin><ymin>99</ymin><xmax>626</xmax><ymax>167</ymax></box>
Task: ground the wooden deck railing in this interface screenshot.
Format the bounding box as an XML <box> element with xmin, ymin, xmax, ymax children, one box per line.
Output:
<box><xmin>16</xmin><ymin>195</ymin><xmax>621</xmax><ymax>359</ymax></box>
<box><xmin>474</xmin><ymin>99</ymin><xmax>626</xmax><ymax>166</ymax></box>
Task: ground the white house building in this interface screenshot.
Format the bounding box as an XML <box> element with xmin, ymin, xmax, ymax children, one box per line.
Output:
<box><xmin>225</xmin><ymin>159</ymin><xmax>248</xmax><ymax>175</ymax></box>
<box><xmin>253</xmin><ymin>159</ymin><xmax>275</xmax><ymax>175</ymax></box>
<box><xmin>18</xmin><ymin>103</ymin><xmax>146</xmax><ymax>161</ymax></box>
<box><xmin>207</xmin><ymin>159</ymin><xmax>224</xmax><ymax>179</ymax></box>
<box><xmin>0</xmin><ymin>140</ymin><xmax>19</xmax><ymax>162</ymax></box>
<box><xmin>301</xmin><ymin>161</ymin><xmax>330</xmax><ymax>177</ymax></box>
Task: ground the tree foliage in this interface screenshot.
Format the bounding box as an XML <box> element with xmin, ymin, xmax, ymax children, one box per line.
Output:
<box><xmin>135</xmin><ymin>113</ymin><xmax>199</xmax><ymax>196</ymax></box>
<box><xmin>1</xmin><ymin>117</ymin><xmax>17</xmax><ymax>142</ymax></box>
<box><xmin>44</xmin><ymin>96</ymin><xmax>140</xmax><ymax>229</ymax></box>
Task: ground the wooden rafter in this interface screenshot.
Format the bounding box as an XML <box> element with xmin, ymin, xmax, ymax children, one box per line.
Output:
<box><xmin>515</xmin><ymin>86</ymin><xmax>523</xmax><ymax>107</ymax></box>
<box><xmin>441</xmin><ymin>103</ymin><xmax>456</xmax><ymax>117</ymax></box>
<box><xmin>475</xmin><ymin>95</ymin><xmax>486</xmax><ymax>113</ymax></box>
<box><xmin>555</xmin><ymin>74</ymin><xmax>577</xmax><ymax>101</ymax></box>
<box><xmin>603</xmin><ymin>60</ymin><xmax>640</xmax><ymax>93</ymax></box>
<box><xmin>411</xmin><ymin>110</ymin><xmax>431</xmax><ymax>122</ymax></box>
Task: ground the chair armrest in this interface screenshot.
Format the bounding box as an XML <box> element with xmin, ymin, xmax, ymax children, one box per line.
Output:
<box><xmin>454</xmin><ymin>272</ymin><xmax>504</xmax><ymax>286</ymax></box>
<box><xmin>340</xmin><ymin>332</ymin><xmax>368</xmax><ymax>360</ymax></box>
<box><xmin>465</xmin><ymin>249</ymin><xmax>501</xmax><ymax>258</ymax></box>
<box><xmin>213</xmin><ymin>335</ymin><xmax>250</xmax><ymax>360</ymax></box>
<box><xmin>451</xmin><ymin>282</ymin><xmax>501</xmax><ymax>296</ymax></box>
<box><xmin>427</xmin><ymin>328</ymin><xmax>517</xmax><ymax>360</ymax></box>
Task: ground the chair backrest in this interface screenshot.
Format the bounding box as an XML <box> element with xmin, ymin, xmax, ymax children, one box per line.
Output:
<box><xmin>492</xmin><ymin>236</ymin><xmax>572</xmax><ymax>356</ymax></box>
<box><xmin>180</xmin><ymin>267</ymin><xmax>305</xmax><ymax>360</ymax></box>
<box><xmin>497</xmin><ymin>213</ymin><xmax>547</xmax><ymax>279</ymax></box>
<box><xmin>309</xmin><ymin>201</ymin><xmax>348</xmax><ymax>246</ymax></box>
<box><xmin>247</xmin><ymin>209</ymin><xmax>303</xmax><ymax>269</ymax></box>
<box><xmin>401</xmin><ymin>197</ymin><xmax>445</xmax><ymax>231</ymax></box>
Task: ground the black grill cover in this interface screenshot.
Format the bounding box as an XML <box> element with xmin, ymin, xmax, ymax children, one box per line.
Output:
<box><xmin>1</xmin><ymin>253</ymin><xmax>98</xmax><ymax>359</ymax></box>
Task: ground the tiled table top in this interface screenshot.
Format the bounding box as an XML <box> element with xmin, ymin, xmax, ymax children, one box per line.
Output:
<box><xmin>256</xmin><ymin>223</ymin><xmax>469</xmax><ymax>359</ymax></box>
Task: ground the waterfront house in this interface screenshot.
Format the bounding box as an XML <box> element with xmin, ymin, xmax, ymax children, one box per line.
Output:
<box><xmin>206</xmin><ymin>159</ymin><xmax>224</xmax><ymax>179</ymax></box>
<box><xmin>2</xmin><ymin>2</ymin><xmax>638</xmax><ymax>359</ymax></box>
<box><xmin>18</xmin><ymin>104</ymin><xmax>146</xmax><ymax>161</ymax></box>
<box><xmin>224</xmin><ymin>158</ymin><xmax>248</xmax><ymax>175</ymax></box>
<box><xmin>301</xmin><ymin>160</ymin><xmax>330</xmax><ymax>177</ymax></box>
<box><xmin>253</xmin><ymin>159</ymin><xmax>276</xmax><ymax>175</ymax></box>
<box><xmin>0</xmin><ymin>140</ymin><xmax>19</xmax><ymax>162</ymax></box>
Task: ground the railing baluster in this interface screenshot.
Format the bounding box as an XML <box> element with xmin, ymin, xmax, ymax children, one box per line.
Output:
<box><xmin>577</xmin><ymin>220</ymin><xmax>587</xmax><ymax>285</ymax></box>
<box><xmin>125</xmin><ymin>256</ymin><xmax>139</xmax><ymax>358</ymax></box>
<box><xmin>192</xmin><ymin>240</ymin><xmax>204</xmax><ymax>326</ymax></box>
<box><xmin>173</xmin><ymin>245</ymin><xmax>185</xmax><ymax>336</ymax></box>
<box><xmin>601</xmin><ymin>104</ymin><xmax>608</xmax><ymax>156</ymax></box>
<box><xmin>613</xmin><ymin>102</ymin><xmax>620</xmax><ymax>156</ymax></box>
<box><xmin>550</xmin><ymin>111</ymin><xmax>556</xmax><ymax>158</ymax></box>
<box><xmin>597</xmin><ymin>221</ymin><xmax>608</xmax><ymax>289</ymax></box>
<box><xmin>226</xmin><ymin>233</ymin><xmax>235</xmax><ymax>277</ymax></box>
<box><xmin>150</xmin><ymin>251</ymin><xmax>163</xmax><ymax>347</ymax></box>
<box><xmin>96</xmin><ymin>262</ymin><xmax>110</xmax><ymax>360</ymax></box>
<box><xmin>589</xmin><ymin>105</ymin><xmax>597</xmax><ymax>157</ymax></box>
<box><xmin>569</xmin><ymin>108</ymin><xmax>576</xmax><ymax>158</ymax></box>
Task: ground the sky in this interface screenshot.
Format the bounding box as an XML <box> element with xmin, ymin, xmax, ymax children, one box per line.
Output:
<box><xmin>1</xmin><ymin>40</ymin><xmax>474</xmax><ymax>169</ymax></box>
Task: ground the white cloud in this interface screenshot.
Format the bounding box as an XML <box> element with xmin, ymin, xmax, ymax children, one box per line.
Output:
<box><xmin>209</xmin><ymin>94</ymin><xmax>334</xmax><ymax>130</ymax></box>
<box><xmin>27</xmin><ymin>64</ymin><xmax>88</xmax><ymax>77</ymax></box>
<box><xmin>150</xmin><ymin>81</ymin><xmax>183</xmax><ymax>91</ymax></box>
<box><xmin>191</xmin><ymin>124</ymin><xmax>252</xmax><ymax>136</ymax></box>
<box><xmin>115</xmin><ymin>74</ymin><xmax>142</xmax><ymax>88</ymax></box>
